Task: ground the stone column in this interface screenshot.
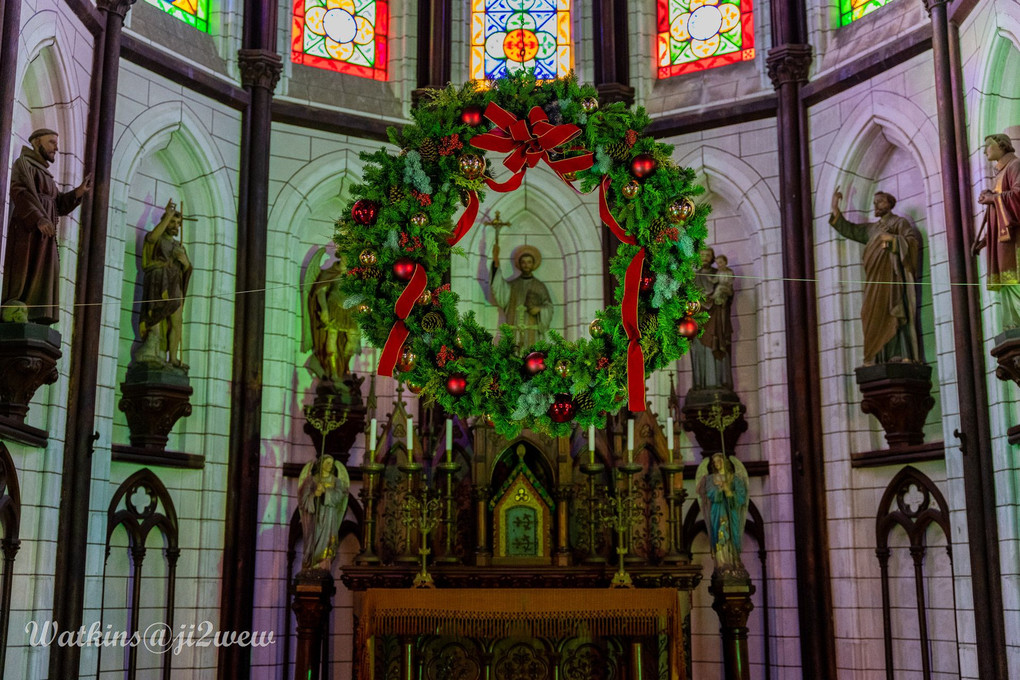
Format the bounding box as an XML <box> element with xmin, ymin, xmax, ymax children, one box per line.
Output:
<box><xmin>50</xmin><ymin>2</ymin><xmax>136</xmax><ymax>677</ymax></box>
<box><xmin>923</xmin><ymin>0</ymin><xmax>1007</xmax><ymax>675</ymax></box>
<box><xmin>766</xmin><ymin>0</ymin><xmax>836</xmax><ymax>673</ymax></box>
<box><xmin>218</xmin><ymin>3</ymin><xmax>282</xmax><ymax>675</ymax></box>
<box><xmin>592</xmin><ymin>0</ymin><xmax>634</xmax><ymax>106</ymax></box>
<box><xmin>291</xmin><ymin>569</ymin><xmax>336</xmax><ymax>680</ymax></box>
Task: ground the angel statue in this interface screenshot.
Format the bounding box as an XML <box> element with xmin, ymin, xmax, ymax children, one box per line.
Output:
<box><xmin>301</xmin><ymin>248</ymin><xmax>361</xmax><ymax>384</ymax></box>
<box><xmin>695</xmin><ymin>452</ymin><xmax>750</xmax><ymax>574</ymax></box>
<box><xmin>297</xmin><ymin>454</ymin><xmax>350</xmax><ymax>571</ymax></box>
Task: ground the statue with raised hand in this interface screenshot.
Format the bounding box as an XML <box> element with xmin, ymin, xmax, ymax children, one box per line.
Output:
<box><xmin>830</xmin><ymin>188</ymin><xmax>922</xmax><ymax>365</ymax></box>
<box><xmin>2</xmin><ymin>128</ymin><xmax>91</xmax><ymax>325</ymax></box>
<box><xmin>489</xmin><ymin>241</ymin><xmax>553</xmax><ymax>349</ymax></box>
<box><xmin>302</xmin><ymin>248</ymin><xmax>360</xmax><ymax>384</ymax></box>
<box><xmin>135</xmin><ymin>198</ymin><xmax>192</xmax><ymax>371</ymax></box>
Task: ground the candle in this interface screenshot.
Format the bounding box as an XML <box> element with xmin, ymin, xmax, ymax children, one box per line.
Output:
<box><xmin>407</xmin><ymin>416</ymin><xmax>414</xmax><ymax>455</ymax></box>
<box><xmin>369</xmin><ymin>417</ymin><xmax>378</xmax><ymax>457</ymax></box>
<box><xmin>627</xmin><ymin>419</ymin><xmax>634</xmax><ymax>463</ymax></box>
<box><xmin>588</xmin><ymin>424</ymin><xmax>596</xmax><ymax>464</ymax></box>
<box><xmin>445</xmin><ymin>419</ymin><xmax>453</xmax><ymax>463</ymax></box>
<box><xmin>666</xmin><ymin>416</ymin><xmax>674</xmax><ymax>464</ymax></box>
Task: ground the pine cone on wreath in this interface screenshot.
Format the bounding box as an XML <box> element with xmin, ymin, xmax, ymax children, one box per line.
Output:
<box><xmin>606</xmin><ymin>141</ymin><xmax>630</xmax><ymax>161</ymax></box>
<box><xmin>650</xmin><ymin>217</ymin><xmax>671</xmax><ymax>238</ymax></box>
<box><xmin>574</xmin><ymin>393</ymin><xmax>595</xmax><ymax>412</ymax></box>
<box><xmin>388</xmin><ymin>185</ymin><xmax>406</xmax><ymax>203</ymax></box>
<box><xmin>419</xmin><ymin>137</ymin><xmax>439</xmax><ymax>162</ymax></box>
<box><xmin>641</xmin><ymin>313</ymin><xmax>659</xmax><ymax>335</ymax></box>
<box><xmin>421</xmin><ymin>311</ymin><xmax>444</xmax><ymax>332</ymax></box>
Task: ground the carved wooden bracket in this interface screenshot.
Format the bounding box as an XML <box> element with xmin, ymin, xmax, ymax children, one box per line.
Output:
<box><xmin>680</xmin><ymin>387</ymin><xmax>748</xmax><ymax>457</ymax></box>
<box><xmin>291</xmin><ymin>569</ymin><xmax>335</xmax><ymax>680</ymax></box>
<box><xmin>990</xmin><ymin>331</ymin><xmax>1020</xmax><ymax>444</ymax></box>
<box><xmin>118</xmin><ymin>365</ymin><xmax>193</xmax><ymax>451</ymax></box>
<box><xmin>238</xmin><ymin>48</ymin><xmax>282</xmax><ymax>91</ymax></box>
<box><xmin>855</xmin><ymin>363</ymin><xmax>935</xmax><ymax>448</ymax></box>
<box><xmin>0</xmin><ymin>323</ymin><xmax>61</xmax><ymax>446</ymax></box>
<box><xmin>766</xmin><ymin>44</ymin><xmax>813</xmax><ymax>89</ymax></box>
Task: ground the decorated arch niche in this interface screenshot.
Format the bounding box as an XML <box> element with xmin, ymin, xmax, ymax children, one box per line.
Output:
<box><xmin>338</xmin><ymin>74</ymin><xmax>709</xmax><ymax>438</ymax></box>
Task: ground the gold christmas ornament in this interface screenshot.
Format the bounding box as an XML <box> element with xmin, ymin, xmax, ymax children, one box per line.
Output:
<box><xmin>686</xmin><ymin>300</ymin><xmax>701</xmax><ymax>315</ymax></box>
<box><xmin>411</xmin><ymin>212</ymin><xmax>429</xmax><ymax>228</ymax></box>
<box><xmin>555</xmin><ymin>360</ymin><xmax>571</xmax><ymax>378</ymax></box>
<box><xmin>562</xmin><ymin>171</ymin><xmax>577</xmax><ymax>182</ymax></box>
<box><xmin>589</xmin><ymin>318</ymin><xmax>604</xmax><ymax>337</ymax></box>
<box><xmin>667</xmin><ymin>197</ymin><xmax>696</xmax><ymax>224</ymax></box>
<box><xmin>454</xmin><ymin>333</ymin><xmax>465</xmax><ymax>348</ymax></box>
<box><xmin>359</xmin><ymin>248</ymin><xmax>378</xmax><ymax>266</ymax></box>
<box><xmin>357</xmin><ymin>303</ymin><xmax>371</xmax><ymax>314</ymax></box>
<box><xmin>459</xmin><ymin>153</ymin><xmax>486</xmax><ymax>180</ymax></box>
<box><xmin>580</xmin><ymin>97</ymin><xmax>599</xmax><ymax>113</ymax></box>
<box><xmin>418</xmin><ymin>289</ymin><xmax>433</xmax><ymax>306</ymax></box>
<box><xmin>622</xmin><ymin>180</ymin><xmax>641</xmax><ymax>199</ymax></box>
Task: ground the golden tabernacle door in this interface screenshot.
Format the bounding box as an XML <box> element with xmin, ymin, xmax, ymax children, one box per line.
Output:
<box><xmin>356</xmin><ymin>588</ymin><xmax>687</xmax><ymax>679</ymax></box>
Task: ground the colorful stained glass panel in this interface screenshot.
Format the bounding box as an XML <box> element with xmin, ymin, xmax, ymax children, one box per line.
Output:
<box><xmin>656</xmin><ymin>0</ymin><xmax>755</xmax><ymax>78</ymax></box>
<box><xmin>292</xmin><ymin>0</ymin><xmax>388</xmax><ymax>80</ymax></box>
<box><xmin>145</xmin><ymin>0</ymin><xmax>209</xmax><ymax>33</ymax></box>
<box><xmin>839</xmin><ymin>0</ymin><xmax>895</xmax><ymax>26</ymax></box>
<box><xmin>470</xmin><ymin>0</ymin><xmax>573</xmax><ymax>82</ymax></box>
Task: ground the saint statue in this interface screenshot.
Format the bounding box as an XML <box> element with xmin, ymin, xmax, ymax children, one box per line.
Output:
<box><xmin>134</xmin><ymin>198</ymin><xmax>192</xmax><ymax>370</ymax></box>
<box><xmin>490</xmin><ymin>242</ymin><xmax>553</xmax><ymax>348</ymax></box>
<box><xmin>972</xmin><ymin>133</ymin><xmax>1020</xmax><ymax>330</ymax></box>
<box><xmin>695</xmin><ymin>452</ymin><xmax>749</xmax><ymax>573</ymax></box>
<box><xmin>830</xmin><ymin>188</ymin><xmax>923</xmax><ymax>365</ymax></box>
<box><xmin>691</xmin><ymin>247</ymin><xmax>734</xmax><ymax>390</ymax></box>
<box><xmin>301</xmin><ymin>248</ymin><xmax>361</xmax><ymax>384</ymax></box>
<box><xmin>297</xmin><ymin>454</ymin><xmax>350</xmax><ymax>571</ymax></box>
<box><xmin>2</xmin><ymin>128</ymin><xmax>92</xmax><ymax>325</ymax></box>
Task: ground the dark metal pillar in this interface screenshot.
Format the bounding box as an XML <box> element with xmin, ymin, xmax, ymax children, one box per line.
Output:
<box><xmin>0</xmin><ymin>0</ymin><xmax>23</xmax><ymax>217</ymax></box>
<box><xmin>413</xmin><ymin>0</ymin><xmax>451</xmax><ymax>101</ymax></box>
<box><xmin>218</xmin><ymin>1</ymin><xmax>280</xmax><ymax>677</ymax></box>
<box><xmin>592</xmin><ymin>0</ymin><xmax>634</xmax><ymax>105</ymax></box>
<box><xmin>765</xmin><ymin>0</ymin><xmax>836</xmax><ymax>676</ymax></box>
<box><xmin>49</xmin><ymin>1</ymin><xmax>135</xmax><ymax>678</ymax></box>
<box><xmin>923</xmin><ymin>1</ymin><xmax>1007</xmax><ymax>677</ymax></box>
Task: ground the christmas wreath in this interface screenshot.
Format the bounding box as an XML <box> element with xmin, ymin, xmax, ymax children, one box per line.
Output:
<box><xmin>336</xmin><ymin>73</ymin><xmax>709</xmax><ymax>438</ymax></box>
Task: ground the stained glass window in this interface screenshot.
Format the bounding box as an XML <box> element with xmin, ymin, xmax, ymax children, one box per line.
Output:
<box><xmin>656</xmin><ymin>0</ymin><xmax>755</xmax><ymax>78</ymax></box>
<box><xmin>292</xmin><ymin>0</ymin><xmax>388</xmax><ymax>80</ymax></box>
<box><xmin>839</xmin><ymin>0</ymin><xmax>895</xmax><ymax>26</ymax></box>
<box><xmin>145</xmin><ymin>0</ymin><xmax>210</xmax><ymax>33</ymax></box>
<box><xmin>470</xmin><ymin>0</ymin><xmax>573</xmax><ymax>82</ymax></box>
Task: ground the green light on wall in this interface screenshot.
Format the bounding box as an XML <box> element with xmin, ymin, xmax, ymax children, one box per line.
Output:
<box><xmin>839</xmin><ymin>0</ymin><xmax>896</xmax><ymax>26</ymax></box>
<box><xmin>145</xmin><ymin>0</ymin><xmax>210</xmax><ymax>33</ymax></box>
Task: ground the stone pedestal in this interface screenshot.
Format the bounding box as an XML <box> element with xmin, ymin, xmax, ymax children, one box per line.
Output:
<box><xmin>990</xmin><ymin>329</ymin><xmax>1020</xmax><ymax>444</ymax></box>
<box><xmin>0</xmin><ymin>323</ymin><xmax>61</xmax><ymax>446</ymax></box>
<box><xmin>710</xmin><ymin>570</ymin><xmax>756</xmax><ymax>680</ymax></box>
<box><xmin>291</xmin><ymin>568</ymin><xmax>335</xmax><ymax>680</ymax></box>
<box><xmin>118</xmin><ymin>364</ymin><xmax>192</xmax><ymax>450</ymax></box>
<box><xmin>680</xmin><ymin>388</ymin><xmax>747</xmax><ymax>456</ymax></box>
<box><xmin>855</xmin><ymin>363</ymin><xmax>934</xmax><ymax>448</ymax></box>
<box><xmin>303</xmin><ymin>375</ymin><xmax>367</xmax><ymax>466</ymax></box>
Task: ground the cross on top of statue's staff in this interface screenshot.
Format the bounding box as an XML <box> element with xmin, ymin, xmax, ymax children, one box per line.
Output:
<box><xmin>483</xmin><ymin>210</ymin><xmax>512</xmax><ymax>248</ymax></box>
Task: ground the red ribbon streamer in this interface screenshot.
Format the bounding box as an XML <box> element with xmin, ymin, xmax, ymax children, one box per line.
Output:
<box><xmin>448</xmin><ymin>190</ymin><xmax>479</xmax><ymax>246</ymax></box>
<box><xmin>378</xmin><ymin>264</ymin><xmax>429</xmax><ymax>377</ymax></box>
<box><xmin>600</xmin><ymin>176</ymin><xmax>635</xmax><ymax>246</ymax></box>
<box><xmin>622</xmin><ymin>249</ymin><xmax>647</xmax><ymax>412</ymax></box>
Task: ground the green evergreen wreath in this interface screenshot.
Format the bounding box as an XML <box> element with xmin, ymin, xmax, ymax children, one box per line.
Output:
<box><xmin>336</xmin><ymin>73</ymin><xmax>709</xmax><ymax>438</ymax></box>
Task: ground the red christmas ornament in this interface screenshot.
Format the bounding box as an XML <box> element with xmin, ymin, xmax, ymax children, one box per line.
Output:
<box><xmin>630</xmin><ymin>154</ymin><xmax>657</xmax><ymax>180</ymax></box>
<box><xmin>548</xmin><ymin>394</ymin><xmax>576</xmax><ymax>423</ymax></box>
<box><xmin>677</xmin><ymin>317</ymin><xmax>699</xmax><ymax>339</ymax></box>
<box><xmin>524</xmin><ymin>351</ymin><xmax>547</xmax><ymax>375</ymax></box>
<box><xmin>446</xmin><ymin>373</ymin><xmax>468</xmax><ymax>396</ymax></box>
<box><xmin>640</xmin><ymin>271</ymin><xmax>656</xmax><ymax>293</ymax></box>
<box><xmin>393</xmin><ymin>257</ymin><xmax>416</xmax><ymax>281</ymax></box>
<box><xmin>461</xmin><ymin>105</ymin><xmax>484</xmax><ymax>127</ymax></box>
<box><xmin>351</xmin><ymin>199</ymin><xmax>379</xmax><ymax>225</ymax></box>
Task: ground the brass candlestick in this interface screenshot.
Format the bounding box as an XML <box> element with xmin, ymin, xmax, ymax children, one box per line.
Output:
<box><xmin>594</xmin><ymin>465</ymin><xmax>644</xmax><ymax>588</ymax></box>
<box><xmin>580</xmin><ymin>462</ymin><xmax>607</xmax><ymax>564</ymax></box>
<box><xmin>435</xmin><ymin>460</ymin><xmax>461</xmax><ymax>563</ymax></box>
<box><xmin>659</xmin><ymin>462</ymin><xmax>686</xmax><ymax>563</ymax></box>
<box><xmin>697</xmin><ymin>394</ymin><xmax>741</xmax><ymax>456</ymax></box>
<box><xmin>396</xmin><ymin>461</ymin><xmax>424</xmax><ymax>564</ymax></box>
<box><xmin>303</xmin><ymin>395</ymin><xmax>349</xmax><ymax>457</ymax></box>
<box><xmin>402</xmin><ymin>484</ymin><xmax>443</xmax><ymax>588</ymax></box>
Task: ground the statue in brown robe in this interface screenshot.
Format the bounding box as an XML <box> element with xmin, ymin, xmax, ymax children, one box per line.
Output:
<box><xmin>972</xmin><ymin>133</ymin><xmax>1020</xmax><ymax>330</ymax></box>
<box><xmin>831</xmin><ymin>189</ymin><xmax>922</xmax><ymax>365</ymax></box>
<box><xmin>301</xmin><ymin>248</ymin><xmax>360</xmax><ymax>384</ymax></box>
<box><xmin>2</xmin><ymin>129</ymin><xmax>91</xmax><ymax>325</ymax></box>
<box><xmin>490</xmin><ymin>243</ymin><xmax>553</xmax><ymax>348</ymax></box>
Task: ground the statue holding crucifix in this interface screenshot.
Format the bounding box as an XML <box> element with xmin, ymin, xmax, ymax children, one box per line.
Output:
<box><xmin>485</xmin><ymin>212</ymin><xmax>553</xmax><ymax>349</ymax></box>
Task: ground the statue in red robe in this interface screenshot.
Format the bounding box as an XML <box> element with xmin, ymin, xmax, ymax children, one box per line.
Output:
<box><xmin>973</xmin><ymin>133</ymin><xmax>1020</xmax><ymax>331</ymax></box>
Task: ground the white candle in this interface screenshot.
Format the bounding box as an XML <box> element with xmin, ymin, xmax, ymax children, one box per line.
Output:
<box><xmin>588</xmin><ymin>424</ymin><xmax>596</xmax><ymax>464</ymax></box>
<box><xmin>667</xmin><ymin>416</ymin><xmax>674</xmax><ymax>462</ymax></box>
<box><xmin>627</xmin><ymin>419</ymin><xmax>634</xmax><ymax>463</ymax></box>
<box><xmin>369</xmin><ymin>417</ymin><xmax>378</xmax><ymax>455</ymax></box>
<box><xmin>445</xmin><ymin>419</ymin><xmax>453</xmax><ymax>463</ymax></box>
<box><xmin>407</xmin><ymin>416</ymin><xmax>414</xmax><ymax>454</ymax></box>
